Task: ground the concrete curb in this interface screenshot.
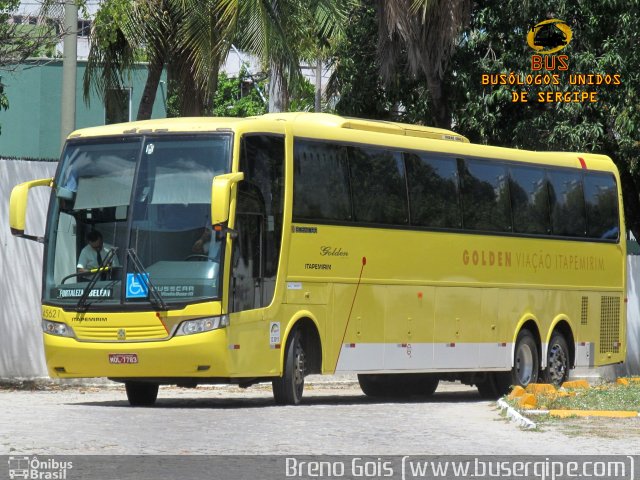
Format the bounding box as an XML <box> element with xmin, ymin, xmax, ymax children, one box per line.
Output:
<box><xmin>497</xmin><ymin>398</ymin><xmax>537</xmax><ymax>429</ymax></box>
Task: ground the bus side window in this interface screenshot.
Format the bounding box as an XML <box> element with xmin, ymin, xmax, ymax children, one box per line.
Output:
<box><xmin>547</xmin><ymin>169</ymin><xmax>586</xmax><ymax>237</ymax></box>
<box><xmin>238</xmin><ymin>134</ymin><xmax>285</xmax><ymax>308</ymax></box>
<box><xmin>459</xmin><ymin>158</ymin><xmax>512</xmax><ymax>232</ymax></box>
<box><xmin>584</xmin><ymin>172</ymin><xmax>619</xmax><ymax>239</ymax></box>
<box><xmin>231</xmin><ymin>212</ymin><xmax>263</xmax><ymax>312</ymax></box>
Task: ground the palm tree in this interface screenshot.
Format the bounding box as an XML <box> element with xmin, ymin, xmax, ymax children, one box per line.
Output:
<box><xmin>84</xmin><ymin>0</ymin><xmax>202</xmax><ymax>119</ymax></box>
<box><xmin>191</xmin><ymin>0</ymin><xmax>352</xmax><ymax>112</ymax></box>
<box><xmin>84</xmin><ymin>0</ymin><xmax>352</xmax><ymax>119</ymax></box>
<box><xmin>378</xmin><ymin>0</ymin><xmax>472</xmax><ymax>127</ymax></box>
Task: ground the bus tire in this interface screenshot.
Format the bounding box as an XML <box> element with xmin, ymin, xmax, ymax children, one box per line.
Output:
<box><xmin>544</xmin><ymin>332</ymin><xmax>570</xmax><ymax>386</ymax></box>
<box><xmin>476</xmin><ymin>373</ymin><xmax>511</xmax><ymax>399</ymax></box>
<box><xmin>358</xmin><ymin>374</ymin><xmax>388</xmax><ymax>397</ymax></box>
<box><xmin>512</xmin><ymin>329</ymin><xmax>539</xmax><ymax>388</ymax></box>
<box><xmin>476</xmin><ymin>374</ymin><xmax>499</xmax><ymax>399</ymax></box>
<box><xmin>125</xmin><ymin>381</ymin><xmax>159</xmax><ymax>406</ymax></box>
<box><xmin>272</xmin><ymin>329</ymin><xmax>306</xmax><ymax>405</ymax></box>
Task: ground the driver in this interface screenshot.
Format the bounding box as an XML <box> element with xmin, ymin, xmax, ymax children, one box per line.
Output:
<box><xmin>192</xmin><ymin>227</ymin><xmax>221</xmax><ymax>260</ymax></box>
<box><xmin>77</xmin><ymin>230</ymin><xmax>119</xmax><ymax>274</ymax></box>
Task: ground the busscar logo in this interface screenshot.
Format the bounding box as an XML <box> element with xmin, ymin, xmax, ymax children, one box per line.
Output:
<box><xmin>527</xmin><ymin>19</ymin><xmax>572</xmax><ymax>54</ymax></box>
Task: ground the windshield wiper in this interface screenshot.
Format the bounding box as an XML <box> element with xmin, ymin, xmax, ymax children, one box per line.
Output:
<box><xmin>76</xmin><ymin>248</ymin><xmax>118</xmax><ymax>312</ymax></box>
<box><xmin>126</xmin><ymin>248</ymin><xmax>168</xmax><ymax>311</ymax></box>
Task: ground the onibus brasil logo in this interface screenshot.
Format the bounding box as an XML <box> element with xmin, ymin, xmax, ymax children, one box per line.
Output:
<box><xmin>8</xmin><ymin>456</ymin><xmax>73</xmax><ymax>479</ymax></box>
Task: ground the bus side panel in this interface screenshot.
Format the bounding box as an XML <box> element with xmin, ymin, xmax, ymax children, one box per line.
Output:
<box><xmin>383</xmin><ymin>285</ymin><xmax>435</xmax><ymax>370</ymax></box>
<box><xmin>331</xmin><ymin>283</ymin><xmax>385</xmax><ymax>372</ymax></box>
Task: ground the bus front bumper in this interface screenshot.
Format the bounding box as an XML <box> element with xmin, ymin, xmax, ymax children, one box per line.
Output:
<box><xmin>43</xmin><ymin>329</ymin><xmax>231</xmax><ymax>379</ymax></box>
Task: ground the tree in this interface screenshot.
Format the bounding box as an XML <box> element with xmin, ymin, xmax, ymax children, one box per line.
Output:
<box><xmin>0</xmin><ymin>0</ymin><xmax>62</xmax><ymax>134</ymax></box>
<box><xmin>0</xmin><ymin>0</ymin><xmax>60</xmax><ymax>68</ymax></box>
<box><xmin>446</xmin><ymin>0</ymin><xmax>640</xmax><ymax>240</ymax></box>
<box><xmin>329</xmin><ymin>0</ymin><xmax>640</xmax><ymax>241</ymax></box>
<box><xmin>84</xmin><ymin>0</ymin><xmax>190</xmax><ymax>119</ymax></box>
<box><xmin>200</xmin><ymin>0</ymin><xmax>352</xmax><ymax>112</ymax></box>
<box><xmin>377</xmin><ymin>0</ymin><xmax>472</xmax><ymax>127</ymax></box>
<box><xmin>84</xmin><ymin>0</ymin><xmax>352</xmax><ymax>119</ymax></box>
<box><xmin>327</xmin><ymin>2</ymin><xmax>433</xmax><ymax>124</ymax></box>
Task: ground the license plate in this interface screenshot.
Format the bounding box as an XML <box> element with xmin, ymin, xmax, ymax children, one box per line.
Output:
<box><xmin>108</xmin><ymin>353</ymin><xmax>138</xmax><ymax>364</ymax></box>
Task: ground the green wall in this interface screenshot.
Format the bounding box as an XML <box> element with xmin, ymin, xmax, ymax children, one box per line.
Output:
<box><xmin>0</xmin><ymin>60</ymin><xmax>167</xmax><ymax>160</ymax></box>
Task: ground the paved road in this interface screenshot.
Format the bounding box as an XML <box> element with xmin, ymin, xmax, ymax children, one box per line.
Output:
<box><xmin>0</xmin><ymin>378</ymin><xmax>638</xmax><ymax>456</ymax></box>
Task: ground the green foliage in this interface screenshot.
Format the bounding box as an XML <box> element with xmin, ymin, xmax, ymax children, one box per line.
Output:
<box><xmin>177</xmin><ymin>65</ymin><xmax>314</xmax><ymax>118</ymax></box>
<box><xmin>0</xmin><ymin>0</ymin><xmax>60</xmax><ymax>136</ymax></box>
<box><xmin>535</xmin><ymin>381</ymin><xmax>640</xmax><ymax>412</ymax></box>
<box><xmin>327</xmin><ymin>3</ymin><xmax>435</xmax><ymax>124</ymax></box>
<box><xmin>288</xmin><ymin>76</ymin><xmax>315</xmax><ymax>112</ymax></box>
<box><xmin>165</xmin><ymin>79</ymin><xmax>180</xmax><ymax>119</ymax></box>
<box><xmin>0</xmin><ymin>79</ymin><xmax>6</xmax><ymax>108</ymax></box>
<box><xmin>1</xmin><ymin>0</ymin><xmax>58</xmax><ymax>66</ymax></box>
<box><xmin>210</xmin><ymin>68</ymin><xmax>267</xmax><ymax>117</ymax></box>
<box><xmin>327</xmin><ymin>4</ymin><xmax>392</xmax><ymax>118</ymax></box>
<box><xmin>0</xmin><ymin>0</ymin><xmax>17</xmax><ymax>136</ymax></box>
<box><xmin>91</xmin><ymin>0</ymin><xmax>136</xmax><ymax>50</ymax></box>
<box><xmin>0</xmin><ymin>0</ymin><xmax>19</xmax><ymax>18</ymax></box>
<box><xmin>0</xmin><ymin>76</ymin><xmax>7</xmax><ymax>135</ymax></box>
<box><xmin>447</xmin><ymin>0</ymin><xmax>640</xmax><ymax>237</ymax></box>
<box><xmin>330</xmin><ymin>0</ymin><xmax>640</xmax><ymax>239</ymax></box>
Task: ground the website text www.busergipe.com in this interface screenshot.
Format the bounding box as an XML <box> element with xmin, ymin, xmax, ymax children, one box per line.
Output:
<box><xmin>285</xmin><ymin>456</ymin><xmax>635</xmax><ymax>480</ymax></box>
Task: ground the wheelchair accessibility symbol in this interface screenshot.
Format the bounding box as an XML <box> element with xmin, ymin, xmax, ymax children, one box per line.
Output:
<box><xmin>126</xmin><ymin>273</ymin><xmax>149</xmax><ymax>299</ymax></box>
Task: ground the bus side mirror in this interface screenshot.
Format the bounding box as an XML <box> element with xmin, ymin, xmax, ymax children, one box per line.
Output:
<box><xmin>211</xmin><ymin>172</ymin><xmax>244</xmax><ymax>226</ymax></box>
<box><xmin>9</xmin><ymin>177</ymin><xmax>53</xmax><ymax>242</ymax></box>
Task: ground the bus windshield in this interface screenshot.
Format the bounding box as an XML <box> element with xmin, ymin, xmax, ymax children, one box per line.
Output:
<box><xmin>44</xmin><ymin>134</ymin><xmax>232</xmax><ymax>308</ymax></box>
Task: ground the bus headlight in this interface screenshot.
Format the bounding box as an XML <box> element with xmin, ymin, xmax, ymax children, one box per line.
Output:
<box><xmin>175</xmin><ymin>315</ymin><xmax>229</xmax><ymax>336</ymax></box>
<box><xmin>42</xmin><ymin>320</ymin><xmax>75</xmax><ymax>338</ymax></box>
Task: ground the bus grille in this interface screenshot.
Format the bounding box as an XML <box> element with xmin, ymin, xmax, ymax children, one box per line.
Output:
<box><xmin>599</xmin><ymin>296</ymin><xmax>620</xmax><ymax>354</ymax></box>
<box><xmin>73</xmin><ymin>325</ymin><xmax>168</xmax><ymax>341</ymax></box>
<box><xmin>580</xmin><ymin>296</ymin><xmax>588</xmax><ymax>325</ymax></box>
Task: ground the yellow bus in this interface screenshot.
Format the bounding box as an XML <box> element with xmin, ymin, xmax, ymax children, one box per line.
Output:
<box><xmin>10</xmin><ymin>113</ymin><xmax>626</xmax><ymax>405</ymax></box>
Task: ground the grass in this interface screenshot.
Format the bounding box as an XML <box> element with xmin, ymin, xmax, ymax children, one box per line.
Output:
<box><xmin>524</xmin><ymin>380</ymin><xmax>640</xmax><ymax>412</ymax></box>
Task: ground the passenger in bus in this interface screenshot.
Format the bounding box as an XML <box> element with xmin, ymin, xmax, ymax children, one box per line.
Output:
<box><xmin>77</xmin><ymin>230</ymin><xmax>119</xmax><ymax>276</ymax></box>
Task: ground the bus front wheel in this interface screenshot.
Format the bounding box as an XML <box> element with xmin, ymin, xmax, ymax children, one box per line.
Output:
<box><xmin>272</xmin><ymin>329</ymin><xmax>306</xmax><ymax>405</ymax></box>
<box><xmin>125</xmin><ymin>381</ymin><xmax>159</xmax><ymax>407</ymax></box>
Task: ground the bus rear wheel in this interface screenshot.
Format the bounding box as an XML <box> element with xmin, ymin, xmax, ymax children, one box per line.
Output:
<box><xmin>358</xmin><ymin>373</ymin><xmax>439</xmax><ymax>398</ymax></box>
<box><xmin>272</xmin><ymin>329</ymin><xmax>306</xmax><ymax>405</ymax></box>
<box><xmin>544</xmin><ymin>332</ymin><xmax>570</xmax><ymax>386</ymax></box>
<box><xmin>125</xmin><ymin>381</ymin><xmax>159</xmax><ymax>407</ymax></box>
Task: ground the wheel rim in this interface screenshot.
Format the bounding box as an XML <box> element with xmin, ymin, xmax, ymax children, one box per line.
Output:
<box><xmin>293</xmin><ymin>341</ymin><xmax>305</xmax><ymax>398</ymax></box>
<box><xmin>514</xmin><ymin>343</ymin><xmax>534</xmax><ymax>385</ymax></box>
<box><xmin>547</xmin><ymin>343</ymin><xmax>567</xmax><ymax>385</ymax></box>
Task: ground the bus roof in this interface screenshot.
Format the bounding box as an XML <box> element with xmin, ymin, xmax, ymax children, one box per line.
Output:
<box><xmin>66</xmin><ymin>112</ymin><xmax>616</xmax><ymax>173</ymax></box>
<box><xmin>67</xmin><ymin>112</ymin><xmax>469</xmax><ymax>143</ymax></box>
